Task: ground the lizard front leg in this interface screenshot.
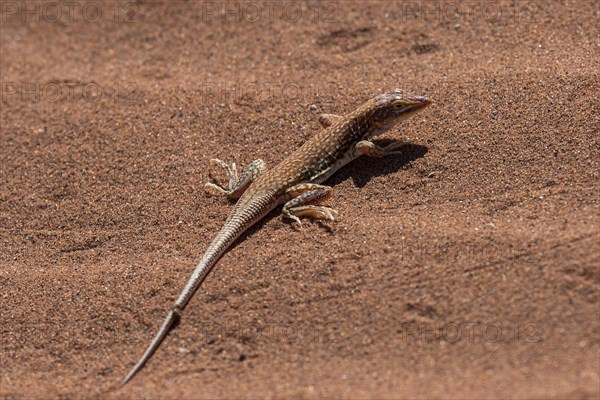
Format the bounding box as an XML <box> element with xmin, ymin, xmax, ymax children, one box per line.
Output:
<box><xmin>204</xmin><ymin>158</ymin><xmax>266</xmax><ymax>199</ymax></box>
<box><xmin>282</xmin><ymin>183</ymin><xmax>337</xmax><ymax>226</ymax></box>
<box><xmin>354</xmin><ymin>140</ymin><xmax>408</xmax><ymax>158</ymax></box>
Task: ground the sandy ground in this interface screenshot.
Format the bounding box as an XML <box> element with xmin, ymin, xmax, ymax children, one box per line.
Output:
<box><xmin>1</xmin><ymin>1</ymin><xmax>599</xmax><ymax>398</ymax></box>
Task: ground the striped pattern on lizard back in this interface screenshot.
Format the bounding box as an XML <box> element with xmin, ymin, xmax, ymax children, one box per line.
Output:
<box><xmin>250</xmin><ymin>108</ymin><xmax>374</xmax><ymax>198</ymax></box>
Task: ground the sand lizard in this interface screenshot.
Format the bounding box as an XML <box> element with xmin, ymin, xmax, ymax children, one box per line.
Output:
<box><xmin>121</xmin><ymin>89</ymin><xmax>431</xmax><ymax>385</ymax></box>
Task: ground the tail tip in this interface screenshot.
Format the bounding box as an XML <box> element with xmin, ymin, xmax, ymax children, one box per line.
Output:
<box><xmin>120</xmin><ymin>367</ymin><xmax>137</xmax><ymax>386</ymax></box>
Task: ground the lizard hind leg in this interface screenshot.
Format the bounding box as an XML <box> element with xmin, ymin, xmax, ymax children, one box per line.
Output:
<box><xmin>204</xmin><ymin>158</ymin><xmax>266</xmax><ymax>199</ymax></box>
<box><xmin>282</xmin><ymin>183</ymin><xmax>338</xmax><ymax>226</ymax></box>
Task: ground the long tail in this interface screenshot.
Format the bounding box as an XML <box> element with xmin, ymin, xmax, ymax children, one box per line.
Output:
<box><xmin>121</xmin><ymin>195</ymin><xmax>274</xmax><ymax>385</ymax></box>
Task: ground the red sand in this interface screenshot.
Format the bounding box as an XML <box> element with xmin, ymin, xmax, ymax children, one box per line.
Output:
<box><xmin>1</xmin><ymin>1</ymin><xmax>598</xmax><ymax>398</ymax></box>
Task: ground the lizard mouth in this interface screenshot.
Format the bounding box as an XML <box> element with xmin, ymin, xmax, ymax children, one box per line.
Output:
<box><xmin>404</xmin><ymin>96</ymin><xmax>432</xmax><ymax>113</ymax></box>
<box><xmin>392</xmin><ymin>96</ymin><xmax>431</xmax><ymax>121</ymax></box>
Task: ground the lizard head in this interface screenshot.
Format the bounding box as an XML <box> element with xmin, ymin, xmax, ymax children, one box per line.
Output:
<box><xmin>369</xmin><ymin>89</ymin><xmax>431</xmax><ymax>132</ymax></box>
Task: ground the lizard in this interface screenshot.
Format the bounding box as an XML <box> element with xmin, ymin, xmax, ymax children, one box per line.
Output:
<box><xmin>121</xmin><ymin>89</ymin><xmax>431</xmax><ymax>385</ymax></box>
